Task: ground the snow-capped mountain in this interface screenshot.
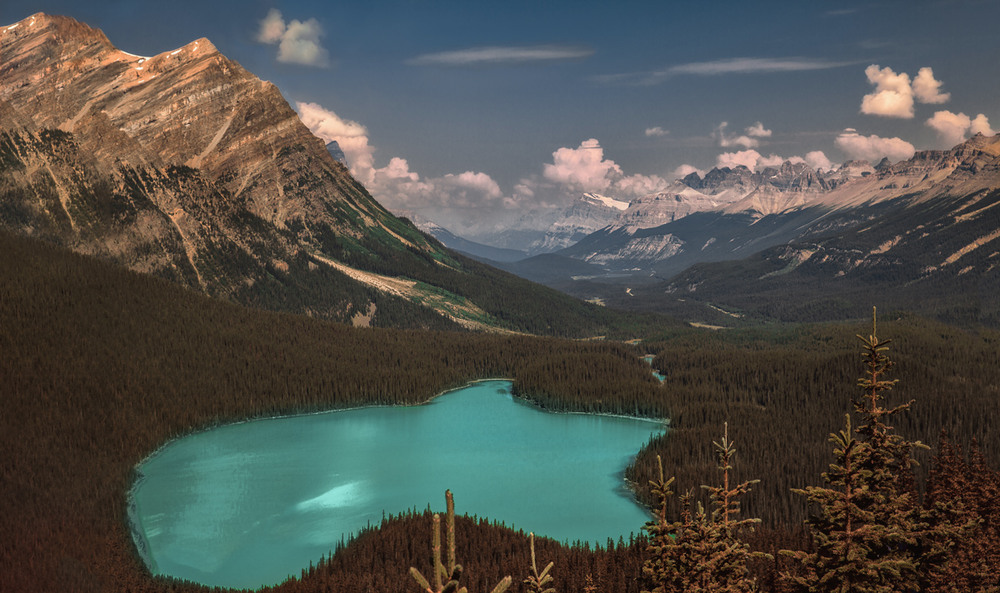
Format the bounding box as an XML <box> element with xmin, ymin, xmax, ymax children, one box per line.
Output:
<box><xmin>472</xmin><ymin>193</ymin><xmax>631</xmax><ymax>255</ymax></box>
<box><xmin>502</xmin><ymin>133</ymin><xmax>1000</xmax><ymax>327</ymax></box>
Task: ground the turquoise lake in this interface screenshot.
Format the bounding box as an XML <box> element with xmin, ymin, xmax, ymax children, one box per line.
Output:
<box><xmin>129</xmin><ymin>380</ymin><xmax>665</xmax><ymax>589</ymax></box>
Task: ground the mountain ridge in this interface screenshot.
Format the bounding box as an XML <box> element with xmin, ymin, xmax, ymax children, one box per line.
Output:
<box><xmin>0</xmin><ymin>12</ymin><xmax>648</xmax><ymax>336</ymax></box>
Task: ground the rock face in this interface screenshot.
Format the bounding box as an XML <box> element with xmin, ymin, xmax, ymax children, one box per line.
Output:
<box><xmin>540</xmin><ymin>133</ymin><xmax>1000</xmax><ymax>293</ymax></box>
<box><xmin>0</xmin><ymin>13</ymin><xmax>495</xmax><ymax>329</ymax></box>
<box><xmin>326</xmin><ymin>141</ymin><xmax>348</xmax><ymax>166</ymax></box>
<box><xmin>614</xmin><ymin>183</ymin><xmax>730</xmax><ymax>232</ymax></box>
<box><xmin>0</xmin><ymin>13</ymin><xmax>405</xmax><ymax>238</ymax></box>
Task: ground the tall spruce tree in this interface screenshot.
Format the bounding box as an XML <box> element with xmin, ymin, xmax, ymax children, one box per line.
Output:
<box><xmin>782</xmin><ymin>309</ymin><xmax>957</xmax><ymax>592</ymax></box>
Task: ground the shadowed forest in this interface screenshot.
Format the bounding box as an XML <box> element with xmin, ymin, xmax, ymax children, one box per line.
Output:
<box><xmin>2</xmin><ymin>228</ymin><xmax>999</xmax><ymax>592</ymax></box>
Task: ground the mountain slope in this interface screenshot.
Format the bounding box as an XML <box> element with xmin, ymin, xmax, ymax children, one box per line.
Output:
<box><xmin>510</xmin><ymin>135</ymin><xmax>1000</xmax><ymax>324</ymax></box>
<box><xmin>631</xmin><ymin>187</ymin><xmax>1000</xmax><ymax>326</ymax></box>
<box><xmin>0</xmin><ymin>13</ymin><xmax>650</xmax><ymax>337</ymax></box>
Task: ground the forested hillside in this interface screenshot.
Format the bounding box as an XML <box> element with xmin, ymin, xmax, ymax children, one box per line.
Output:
<box><xmin>3</xmin><ymin>229</ymin><xmax>999</xmax><ymax>592</ymax></box>
<box><xmin>631</xmin><ymin>319</ymin><xmax>1000</xmax><ymax>528</ymax></box>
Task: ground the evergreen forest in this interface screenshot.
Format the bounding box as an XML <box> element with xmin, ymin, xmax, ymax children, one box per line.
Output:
<box><xmin>2</xmin><ymin>228</ymin><xmax>999</xmax><ymax>592</ymax></box>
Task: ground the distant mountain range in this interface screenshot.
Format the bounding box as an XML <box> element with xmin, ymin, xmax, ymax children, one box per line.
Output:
<box><xmin>499</xmin><ymin>134</ymin><xmax>1000</xmax><ymax>326</ymax></box>
<box><xmin>0</xmin><ymin>13</ymin><xmax>645</xmax><ymax>337</ymax></box>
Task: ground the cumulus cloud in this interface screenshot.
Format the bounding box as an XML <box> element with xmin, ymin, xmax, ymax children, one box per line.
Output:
<box><xmin>716</xmin><ymin>122</ymin><xmax>760</xmax><ymax>149</ymax></box>
<box><xmin>805</xmin><ymin>150</ymin><xmax>834</xmax><ymax>172</ymax></box>
<box><xmin>912</xmin><ymin>67</ymin><xmax>951</xmax><ymax>104</ymax></box>
<box><xmin>442</xmin><ymin>171</ymin><xmax>503</xmax><ymax>199</ymax></box>
<box><xmin>714</xmin><ymin>149</ymin><xmax>832</xmax><ymax>173</ymax></box>
<box><xmin>835</xmin><ymin>128</ymin><xmax>915</xmax><ymax>162</ymax></box>
<box><xmin>542</xmin><ymin>139</ymin><xmax>622</xmax><ymax>193</ymax></box>
<box><xmin>256</xmin><ymin>9</ymin><xmax>329</xmax><ymax>67</ymax></box>
<box><xmin>716</xmin><ymin>149</ymin><xmax>763</xmax><ymax>170</ymax></box>
<box><xmin>970</xmin><ymin>114</ymin><xmax>996</xmax><ymax>136</ymax></box>
<box><xmin>861</xmin><ymin>65</ymin><xmax>915</xmax><ymax>118</ymax></box>
<box><xmin>296</xmin><ymin>101</ymin><xmax>375</xmax><ymax>182</ymax></box>
<box><xmin>645</xmin><ymin>126</ymin><xmax>669</xmax><ymax>137</ymax></box>
<box><xmin>673</xmin><ymin>164</ymin><xmax>705</xmax><ymax>179</ymax></box>
<box><xmin>860</xmin><ymin>65</ymin><xmax>951</xmax><ymax>118</ymax></box>
<box><xmin>256</xmin><ymin>8</ymin><xmax>285</xmax><ymax>44</ymax></box>
<box><xmin>613</xmin><ymin>173</ymin><xmax>669</xmax><ymax>196</ymax></box>
<box><xmin>366</xmin><ymin>159</ymin><xmax>509</xmax><ymax>215</ymax></box>
<box><xmin>378</xmin><ymin>157</ymin><xmax>419</xmax><ymax>181</ymax></box>
<box><xmin>409</xmin><ymin>45</ymin><xmax>593</xmax><ymax>66</ymax></box>
<box><xmin>295</xmin><ymin>99</ymin><xmax>515</xmax><ymax>233</ymax></box>
<box><xmin>745</xmin><ymin>121</ymin><xmax>772</xmax><ymax>137</ymax></box>
<box><xmin>926</xmin><ymin>110</ymin><xmax>995</xmax><ymax>146</ymax></box>
<box><xmin>538</xmin><ymin>138</ymin><xmax>672</xmax><ymax>199</ymax></box>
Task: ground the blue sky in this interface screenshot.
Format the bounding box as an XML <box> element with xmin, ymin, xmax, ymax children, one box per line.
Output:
<box><xmin>4</xmin><ymin>1</ymin><xmax>998</xmax><ymax>235</ymax></box>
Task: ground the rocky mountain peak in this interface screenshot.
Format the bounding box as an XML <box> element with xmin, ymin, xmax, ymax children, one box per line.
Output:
<box><xmin>0</xmin><ymin>12</ymin><xmax>460</xmax><ymax>326</ymax></box>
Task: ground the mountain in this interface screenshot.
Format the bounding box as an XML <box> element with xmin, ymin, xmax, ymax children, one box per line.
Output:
<box><xmin>566</xmin><ymin>134</ymin><xmax>1000</xmax><ymax>326</ymax></box>
<box><xmin>408</xmin><ymin>215</ymin><xmax>529</xmax><ymax>262</ymax></box>
<box><xmin>326</xmin><ymin>140</ymin><xmax>348</xmax><ymax>166</ymax></box>
<box><xmin>0</xmin><ymin>13</ymin><xmax>647</xmax><ymax>337</ymax></box>
<box><xmin>471</xmin><ymin>192</ymin><xmax>628</xmax><ymax>255</ymax></box>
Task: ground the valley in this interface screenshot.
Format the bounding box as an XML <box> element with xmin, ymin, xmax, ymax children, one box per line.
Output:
<box><xmin>2</xmin><ymin>8</ymin><xmax>999</xmax><ymax>593</ymax></box>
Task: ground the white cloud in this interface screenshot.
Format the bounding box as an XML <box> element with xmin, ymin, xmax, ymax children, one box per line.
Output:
<box><xmin>613</xmin><ymin>173</ymin><xmax>669</xmax><ymax>197</ymax></box>
<box><xmin>256</xmin><ymin>8</ymin><xmax>285</xmax><ymax>44</ymax></box>
<box><xmin>745</xmin><ymin>121</ymin><xmax>772</xmax><ymax>137</ymax></box>
<box><xmin>860</xmin><ymin>65</ymin><xmax>952</xmax><ymax>118</ymax></box>
<box><xmin>717</xmin><ymin>122</ymin><xmax>759</xmax><ymax>149</ymax></box>
<box><xmin>861</xmin><ymin>65</ymin><xmax>914</xmax><ymax>118</ymax></box>
<box><xmin>296</xmin><ymin>101</ymin><xmax>375</xmax><ymax>182</ymax></box>
<box><xmin>673</xmin><ymin>164</ymin><xmax>705</xmax><ymax>179</ymax></box>
<box><xmin>716</xmin><ymin>149</ymin><xmax>763</xmax><ymax>170</ymax></box>
<box><xmin>715</xmin><ymin>149</ymin><xmax>832</xmax><ymax>172</ymax></box>
<box><xmin>835</xmin><ymin>128</ymin><xmax>915</xmax><ymax>162</ymax></box>
<box><xmin>805</xmin><ymin>150</ymin><xmax>834</xmax><ymax>172</ymax></box>
<box><xmin>540</xmin><ymin>138</ymin><xmax>672</xmax><ymax>199</ymax></box>
<box><xmin>970</xmin><ymin>114</ymin><xmax>995</xmax><ymax>136</ymax></box>
<box><xmin>409</xmin><ymin>45</ymin><xmax>593</xmax><ymax>66</ymax></box>
<box><xmin>295</xmin><ymin>100</ymin><xmax>512</xmax><ymax>233</ymax></box>
<box><xmin>668</xmin><ymin>57</ymin><xmax>851</xmax><ymax>76</ymax></box>
<box><xmin>256</xmin><ymin>10</ymin><xmax>329</xmax><ymax>67</ymax></box>
<box><xmin>378</xmin><ymin>157</ymin><xmax>419</xmax><ymax>181</ymax></box>
<box><xmin>595</xmin><ymin>57</ymin><xmax>854</xmax><ymax>86</ymax></box>
<box><xmin>645</xmin><ymin>126</ymin><xmax>669</xmax><ymax>137</ymax></box>
<box><xmin>912</xmin><ymin>67</ymin><xmax>951</xmax><ymax>104</ymax></box>
<box><xmin>543</xmin><ymin>139</ymin><xmax>622</xmax><ymax>193</ymax></box>
<box><xmin>442</xmin><ymin>171</ymin><xmax>503</xmax><ymax>199</ymax></box>
<box><xmin>758</xmin><ymin>153</ymin><xmax>794</xmax><ymax>168</ymax></box>
<box><xmin>926</xmin><ymin>110</ymin><xmax>995</xmax><ymax>146</ymax></box>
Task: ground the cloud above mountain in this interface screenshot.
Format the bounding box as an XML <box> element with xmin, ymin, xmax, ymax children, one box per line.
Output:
<box><xmin>926</xmin><ymin>111</ymin><xmax>995</xmax><ymax>146</ymax></box>
<box><xmin>860</xmin><ymin>65</ymin><xmax>949</xmax><ymax>118</ymax></box>
<box><xmin>835</xmin><ymin>128</ymin><xmax>915</xmax><ymax>162</ymax></box>
<box><xmin>296</xmin><ymin>102</ymin><xmax>374</xmax><ymax>179</ymax></box>
<box><xmin>256</xmin><ymin>9</ymin><xmax>329</xmax><ymax>67</ymax></box>
<box><xmin>540</xmin><ymin>139</ymin><xmax>669</xmax><ymax>198</ymax></box>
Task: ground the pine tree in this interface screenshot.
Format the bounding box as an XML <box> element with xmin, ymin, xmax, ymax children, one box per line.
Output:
<box><xmin>924</xmin><ymin>435</ymin><xmax>999</xmax><ymax>592</ymax></box>
<box><xmin>410</xmin><ymin>490</ymin><xmax>513</xmax><ymax>593</ymax></box>
<box><xmin>782</xmin><ymin>415</ymin><xmax>893</xmax><ymax>592</ymax></box>
<box><xmin>782</xmin><ymin>308</ymin><xmax>959</xmax><ymax>592</ymax></box>
<box><xmin>641</xmin><ymin>425</ymin><xmax>765</xmax><ymax>593</ymax></box>
<box><xmin>523</xmin><ymin>533</ymin><xmax>555</xmax><ymax>593</ymax></box>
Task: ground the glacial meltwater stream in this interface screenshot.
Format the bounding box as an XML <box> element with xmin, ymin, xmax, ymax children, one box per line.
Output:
<box><xmin>129</xmin><ymin>380</ymin><xmax>665</xmax><ymax>589</ymax></box>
